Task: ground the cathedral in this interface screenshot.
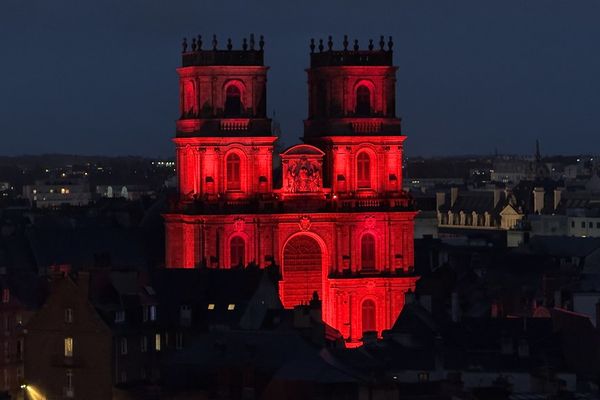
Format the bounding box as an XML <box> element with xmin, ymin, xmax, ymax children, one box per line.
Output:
<box><xmin>164</xmin><ymin>34</ymin><xmax>418</xmax><ymax>346</ymax></box>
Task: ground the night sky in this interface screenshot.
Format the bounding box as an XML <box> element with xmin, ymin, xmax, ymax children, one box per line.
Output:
<box><xmin>1</xmin><ymin>1</ymin><xmax>598</xmax><ymax>158</ymax></box>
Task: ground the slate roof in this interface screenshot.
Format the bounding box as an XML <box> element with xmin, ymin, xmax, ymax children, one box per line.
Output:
<box><xmin>438</xmin><ymin>191</ymin><xmax>503</xmax><ymax>214</ymax></box>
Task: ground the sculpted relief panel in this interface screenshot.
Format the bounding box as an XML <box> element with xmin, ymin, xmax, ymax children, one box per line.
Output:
<box><xmin>284</xmin><ymin>157</ymin><xmax>322</xmax><ymax>193</ymax></box>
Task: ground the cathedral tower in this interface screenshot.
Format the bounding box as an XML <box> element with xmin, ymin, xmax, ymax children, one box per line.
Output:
<box><xmin>175</xmin><ymin>35</ymin><xmax>276</xmax><ymax>201</ymax></box>
<box><xmin>165</xmin><ymin>35</ymin><xmax>418</xmax><ymax>347</ymax></box>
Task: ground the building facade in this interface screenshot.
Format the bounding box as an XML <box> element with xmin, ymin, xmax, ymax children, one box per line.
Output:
<box><xmin>164</xmin><ymin>35</ymin><xmax>418</xmax><ymax>345</ymax></box>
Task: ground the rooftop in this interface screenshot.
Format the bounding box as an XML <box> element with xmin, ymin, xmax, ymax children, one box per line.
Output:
<box><xmin>309</xmin><ymin>36</ymin><xmax>394</xmax><ymax>68</ymax></box>
<box><xmin>181</xmin><ymin>34</ymin><xmax>264</xmax><ymax>67</ymax></box>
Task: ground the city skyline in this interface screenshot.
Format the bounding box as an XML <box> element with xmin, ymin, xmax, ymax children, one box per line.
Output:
<box><xmin>1</xmin><ymin>0</ymin><xmax>599</xmax><ymax>157</ymax></box>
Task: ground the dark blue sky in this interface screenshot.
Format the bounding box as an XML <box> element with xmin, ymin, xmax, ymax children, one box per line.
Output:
<box><xmin>1</xmin><ymin>1</ymin><xmax>598</xmax><ymax>157</ymax></box>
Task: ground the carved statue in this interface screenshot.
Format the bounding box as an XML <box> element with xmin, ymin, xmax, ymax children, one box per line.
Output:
<box><xmin>284</xmin><ymin>156</ymin><xmax>322</xmax><ymax>193</ymax></box>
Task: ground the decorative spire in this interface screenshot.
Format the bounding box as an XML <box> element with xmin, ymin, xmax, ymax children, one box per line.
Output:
<box><xmin>259</xmin><ymin>35</ymin><xmax>265</xmax><ymax>50</ymax></box>
<box><xmin>387</xmin><ymin>36</ymin><xmax>393</xmax><ymax>51</ymax></box>
<box><xmin>197</xmin><ymin>35</ymin><xmax>202</xmax><ymax>50</ymax></box>
<box><xmin>379</xmin><ymin>35</ymin><xmax>385</xmax><ymax>51</ymax></box>
<box><xmin>212</xmin><ymin>34</ymin><xmax>217</xmax><ymax>50</ymax></box>
<box><xmin>318</xmin><ymin>38</ymin><xmax>324</xmax><ymax>52</ymax></box>
<box><xmin>353</xmin><ymin>39</ymin><xmax>359</xmax><ymax>51</ymax></box>
<box><xmin>368</xmin><ymin>39</ymin><xmax>374</xmax><ymax>51</ymax></box>
<box><xmin>343</xmin><ymin>35</ymin><xmax>349</xmax><ymax>51</ymax></box>
<box><xmin>250</xmin><ymin>33</ymin><xmax>255</xmax><ymax>50</ymax></box>
<box><xmin>327</xmin><ymin>35</ymin><xmax>333</xmax><ymax>51</ymax></box>
<box><xmin>242</xmin><ymin>38</ymin><xmax>248</xmax><ymax>51</ymax></box>
<box><xmin>227</xmin><ymin>38</ymin><xmax>233</xmax><ymax>50</ymax></box>
<box><xmin>191</xmin><ymin>37</ymin><xmax>197</xmax><ymax>52</ymax></box>
<box><xmin>310</xmin><ymin>38</ymin><xmax>315</xmax><ymax>53</ymax></box>
<box><xmin>182</xmin><ymin>37</ymin><xmax>188</xmax><ymax>53</ymax></box>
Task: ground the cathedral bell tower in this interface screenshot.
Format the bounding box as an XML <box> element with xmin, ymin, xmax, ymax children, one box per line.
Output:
<box><xmin>304</xmin><ymin>35</ymin><xmax>404</xmax><ymax>197</ymax></box>
<box><xmin>175</xmin><ymin>34</ymin><xmax>276</xmax><ymax>201</ymax></box>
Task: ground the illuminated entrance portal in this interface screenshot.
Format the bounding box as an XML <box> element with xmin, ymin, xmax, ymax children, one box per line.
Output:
<box><xmin>281</xmin><ymin>235</ymin><xmax>322</xmax><ymax>308</ymax></box>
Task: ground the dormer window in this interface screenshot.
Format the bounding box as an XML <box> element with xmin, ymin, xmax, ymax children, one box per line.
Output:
<box><xmin>356</xmin><ymin>85</ymin><xmax>371</xmax><ymax>116</ymax></box>
<box><xmin>224</xmin><ymin>85</ymin><xmax>242</xmax><ymax>116</ymax></box>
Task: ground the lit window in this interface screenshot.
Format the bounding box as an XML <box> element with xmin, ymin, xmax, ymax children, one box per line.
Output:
<box><xmin>149</xmin><ymin>305</ymin><xmax>157</xmax><ymax>321</ymax></box>
<box><xmin>224</xmin><ymin>84</ymin><xmax>242</xmax><ymax>117</ymax></box>
<box><xmin>64</xmin><ymin>337</ymin><xmax>73</xmax><ymax>357</ymax></box>
<box><xmin>207</xmin><ymin>304</ymin><xmax>215</xmax><ymax>310</ymax></box>
<box><xmin>357</xmin><ymin>152</ymin><xmax>371</xmax><ymax>189</ymax></box>
<box><xmin>143</xmin><ymin>305</ymin><xmax>157</xmax><ymax>322</ymax></box>
<box><xmin>32</xmin><ymin>189</ymin><xmax>37</xmax><ymax>194</ymax></box>
<box><xmin>361</xmin><ymin>300</ymin><xmax>376</xmax><ymax>333</ymax></box>
<box><xmin>355</xmin><ymin>85</ymin><xmax>371</xmax><ymax>116</ymax></box>
<box><xmin>155</xmin><ymin>334</ymin><xmax>161</xmax><ymax>351</ymax></box>
<box><xmin>226</xmin><ymin>153</ymin><xmax>241</xmax><ymax>191</ymax></box>
<box><xmin>227</xmin><ymin>304</ymin><xmax>235</xmax><ymax>311</ymax></box>
<box><xmin>230</xmin><ymin>236</ymin><xmax>245</xmax><ymax>267</ymax></box>
<box><xmin>361</xmin><ymin>234</ymin><xmax>376</xmax><ymax>270</ymax></box>
<box><xmin>120</xmin><ymin>338</ymin><xmax>128</xmax><ymax>355</ymax></box>
<box><xmin>65</xmin><ymin>308</ymin><xmax>73</xmax><ymax>323</ymax></box>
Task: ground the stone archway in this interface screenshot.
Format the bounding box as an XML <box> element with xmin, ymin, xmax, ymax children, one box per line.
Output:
<box><xmin>281</xmin><ymin>235</ymin><xmax>323</xmax><ymax>308</ymax></box>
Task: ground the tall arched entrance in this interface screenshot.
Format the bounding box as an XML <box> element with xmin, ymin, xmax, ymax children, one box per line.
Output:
<box><xmin>280</xmin><ymin>234</ymin><xmax>323</xmax><ymax>308</ymax></box>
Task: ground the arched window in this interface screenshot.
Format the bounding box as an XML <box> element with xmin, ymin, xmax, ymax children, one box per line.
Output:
<box><xmin>224</xmin><ymin>85</ymin><xmax>242</xmax><ymax>116</ymax></box>
<box><xmin>230</xmin><ymin>236</ymin><xmax>245</xmax><ymax>267</ymax></box>
<box><xmin>356</xmin><ymin>85</ymin><xmax>371</xmax><ymax>116</ymax></box>
<box><xmin>182</xmin><ymin>80</ymin><xmax>196</xmax><ymax>117</ymax></box>
<box><xmin>362</xmin><ymin>300</ymin><xmax>376</xmax><ymax>333</ymax></box>
<box><xmin>226</xmin><ymin>153</ymin><xmax>241</xmax><ymax>191</ymax></box>
<box><xmin>357</xmin><ymin>152</ymin><xmax>371</xmax><ymax>189</ymax></box>
<box><xmin>361</xmin><ymin>234</ymin><xmax>376</xmax><ymax>270</ymax></box>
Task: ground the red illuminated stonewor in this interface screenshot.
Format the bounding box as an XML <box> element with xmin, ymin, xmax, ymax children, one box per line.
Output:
<box><xmin>164</xmin><ymin>36</ymin><xmax>418</xmax><ymax>346</ymax></box>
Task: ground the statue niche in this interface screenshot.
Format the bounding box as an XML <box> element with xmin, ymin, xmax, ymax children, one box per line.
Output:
<box><xmin>280</xmin><ymin>144</ymin><xmax>326</xmax><ymax>195</ymax></box>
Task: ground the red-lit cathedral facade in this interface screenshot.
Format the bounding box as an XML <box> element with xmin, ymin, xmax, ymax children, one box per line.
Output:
<box><xmin>164</xmin><ymin>35</ymin><xmax>418</xmax><ymax>346</ymax></box>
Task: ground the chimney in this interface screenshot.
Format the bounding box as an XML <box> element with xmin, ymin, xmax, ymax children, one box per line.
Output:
<box><xmin>533</xmin><ymin>187</ymin><xmax>544</xmax><ymax>214</ymax></box>
<box><xmin>450</xmin><ymin>187</ymin><xmax>459</xmax><ymax>207</ymax></box>
<box><xmin>436</xmin><ymin>192</ymin><xmax>446</xmax><ymax>211</ymax></box>
<box><xmin>554</xmin><ymin>187</ymin><xmax>564</xmax><ymax>211</ymax></box>
<box><xmin>451</xmin><ymin>292</ymin><xmax>460</xmax><ymax>322</ymax></box>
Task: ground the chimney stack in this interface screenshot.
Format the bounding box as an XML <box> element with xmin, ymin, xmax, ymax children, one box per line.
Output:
<box><xmin>554</xmin><ymin>187</ymin><xmax>564</xmax><ymax>211</ymax></box>
<box><xmin>533</xmin><ymin>187</ymin><xmax>544</xmax><ymax>214</ymax></box>
<box><xmin>436</xmin><ymin>192</ymin><xmax>446</xmax><ymax>211</ymax></box>
<box><xmin>450</xmin><ymin>187</ymin><xmax>459</xmax><ymax>207</ymax></box>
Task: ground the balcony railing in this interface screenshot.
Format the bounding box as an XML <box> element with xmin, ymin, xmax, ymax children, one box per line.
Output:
<box><xmin>220</xmin><ymin>119</ymin><xmax>250</xmax><ymax>131</ymax></box>
<box><xmin>351</xmin><ymin>120</ymin><xmax>382</xmax><ymax>133</ymax></box>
